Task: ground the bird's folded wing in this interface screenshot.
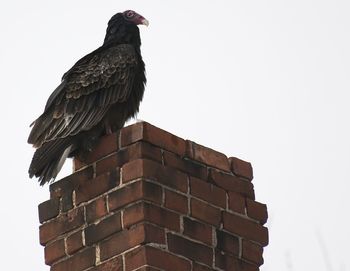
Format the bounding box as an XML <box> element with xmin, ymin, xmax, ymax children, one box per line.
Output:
<box><xmin>28</xmin><ymin>44</ymin><xmax>138</xmax><ymax>147</ymax></box>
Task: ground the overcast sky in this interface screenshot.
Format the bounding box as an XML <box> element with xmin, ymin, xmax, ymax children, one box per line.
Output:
<box><xmin>1</xmin><ymin>1</ymin><xmax>349</xmax><ymax>270</ymax></box>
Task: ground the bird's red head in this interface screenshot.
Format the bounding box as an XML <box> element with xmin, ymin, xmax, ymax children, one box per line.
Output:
<box><xmin>122</xmin><ymin>10</ymin><xmax>149</xmax><ymax>26</ymax></box>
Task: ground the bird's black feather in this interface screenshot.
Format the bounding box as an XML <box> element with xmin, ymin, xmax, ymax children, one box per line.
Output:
<box><xmin>28</xmin><ymin>11</ymin><xmax>147</xmax><ymax>185</ymax></box>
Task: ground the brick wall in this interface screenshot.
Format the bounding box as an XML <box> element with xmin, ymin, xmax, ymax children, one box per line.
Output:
<box><xmin>38</xmin><ymin>122</ymin><xmax>268</xmax><ymax>271</ymax></box>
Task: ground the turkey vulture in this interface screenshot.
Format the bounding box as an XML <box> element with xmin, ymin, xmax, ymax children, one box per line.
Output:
<box><xmin>28</xmin><ymin>10</ymin><xmax>148</xmax><ymax>185</ymax></box>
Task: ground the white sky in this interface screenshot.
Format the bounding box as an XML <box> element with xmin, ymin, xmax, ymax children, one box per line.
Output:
<box><xmin>1</xmin><ymin>1</ymin><xmax>349</xmax><ymax>270</ymax></box>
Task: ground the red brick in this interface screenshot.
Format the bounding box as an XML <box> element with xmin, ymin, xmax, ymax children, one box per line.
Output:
<box><xmin>90</xmin><ymin>256</ymin><xmax>123</xmax><ymax>271</ymax></box>
<box><xmin>229</xmin><ymin>157</ymin><xmax>253</xmax><ymax>180</ymax></box>
<box><xmin>121</xmin><ymin>122</ymin><xmax>186</xmax><ymax>156</ymax></box>
<box><xmin>51</xmin><ymin>247</ymin><xmax>95</xmax><ymax>271</ymax></box>
<box><xmin>186</xmin><ymin>141</ymin><xmax>230</xmax><ymax>172</ymax></box>
<box><xmin>190</xmin><ymin>176</ymin><xmax>226</xmax><ymax>208</ymax></box>
<box><xmin>246</xmin><ymin>199</ymin><xmax>268</xmax><ymax>224</ymax></box>
<box><xmin>85</xmin><ymin>212</ymin><xmax>122</xmax><ymax>245</ymax></box>
<box><xmin>73</xmin><ymin>158</ymin><xmax>88</xmax><ymax>172</ymax></box>
<box><xmin>191</xmin><ymin>198</ymin><xmax>221</xmax><ymax>227</ymax></box>
<box><xmin>44</xmin><ymin>238</ymin><xmax>66</xmax><ymax>265</ymax></box>
<box><xmin>50</xmin><ymin>166</ymin><xmax>94</xmax><ymax>198</ymax></box>
<box><xmin>228</xmin><ymin>191</ymin><xmax>246</xmax><ymax>214</ymax></box>
<box><xmin>214</xmin><ymin>250</ymin><xmax>238</xmax><ymax>270</ymax></box>
<box><xmin>95</xmin><ymin>154</ymin><xmax>118</xmax><ymax>176</ymax></box>
<box><xmin>60</xmin><ymin>192</ymin><xmax>73</xmax><ymax>212</ymax></box>
<box><xmin>168</xmin><ymin>233</ymin><xmax>213</xmax><ymax>266</ymax></box>
<box><xmin>66</xmin><ymin>230</ymin><xmax>84</xmax><ymax>255</ymax></box>
<box><xmin>183</xmin><ymin>217</ymin><xmax>212</xmax><ymax>245</ymax></box>
<box><xmin>125</xmin><ymin>141</ymin><xmax>163</xmax><ymax>163</ymax></box>
<box><xmin>237</xmin><ymin>260</ymin><xmax>259</xmax><ymax>271</ymax></box>
<box><xmin>100</xmin><ymin>223</ymin><xmax>165</xmax><ymax>261</ymax></box>
<box><xmin>164</xmin><ymin>189</ymin><xmax>188</xmax><ymax>214</ymax></box>
<box><xmin>95</xmin><ymin>141</ymin><xmax>163</xmax><ymax>176</ymax></box>
<box><xmin>38</xmin><ymin>198</ymin><xmax>60</xmax><ymax>223</ymax></box>
<box><xmin>39</xmin><ymin>207</ymin><xmax>84</xmax><ymax>245</ymax></box>
<box><xmin>108</xmin><ymin>180</ymin><xmax>162</xmax><ymax>212</ymax></box>
<box><xmin>134</xmin><ymin>267</ymin><xmax>162</xmax><ymax>271</ymax></box>
<box><xmin>216</xmin><ymin>229</ymin><xmax>240</xmax><ymax>256</ymax></box>
<box><xmin>86</xmin><ymin>196</ymin><xmax>108</xmax><ymax>224</ymax></box>
<box><xmin>192</xmin><ymin>263</ymin><xmax>213</xmax><ymax>271</ymax></box>
<box><xmin>242</xmin><ymin>239</ymin><xmax>264</xmax><ymax>266</ymax></box>
<box><xmin>210</xmin><ymin>169</ymin><xmax>255</xmax><ymax>199</ymax></box>
<box><xmin>123</xmin><ymin>202</ymin><xmax>180</xmax><ymax>231</ymax></box>
<box><xmin>125</xmin><ymin>245</ymin><xmax>191</xmax><ymax>271</ymax></box>
<box><xmin>223</xmin><ymin>212</ymin><xmax>268</xmax><ymax>246</ymax></box>
<box><xmin>163</xmin><ymin>151</ymin><xmax>208</xmax><ymax>180</ymax></box>
<box><xmin>122</xmin><ymin>159</ymin><xmax>188</xmax><ymax>193</ymax></box>
<box><xmin>75</xmin><ymin>169</ymin><xmax>119</xmax><ymax>205</ymax></box>
<box><xmin>75</xmin><ymin>132</ymin><xmax>119</xmax><ymax>166</ymax></box>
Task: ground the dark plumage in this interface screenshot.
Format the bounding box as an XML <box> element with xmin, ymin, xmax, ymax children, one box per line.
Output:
<box><xmin>28</xmin><ymin>10</ymin><xmax>148</xmax><ymax>185</ymax></box>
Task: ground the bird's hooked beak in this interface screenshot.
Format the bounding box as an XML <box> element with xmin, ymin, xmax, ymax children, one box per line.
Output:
<box><xmin>141</xmin><ymin>18</ymin><xmax>149</xmax><ymax>27</ymax></box>
<box><xmin>134</xmin><ymin>12</ymin><xmax>149</xmax><ymax>27</ymax></box>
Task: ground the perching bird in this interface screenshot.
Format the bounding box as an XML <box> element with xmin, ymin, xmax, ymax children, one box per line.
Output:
<box><xmin>28</xmin><ymin>10</ymin><xmax>148</xmax><ymax>185</ymax></box>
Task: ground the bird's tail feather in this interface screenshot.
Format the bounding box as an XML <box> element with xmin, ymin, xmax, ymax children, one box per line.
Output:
<box><xmin>29</xmin><ymin>138</ymin><xmax>74</xmax><ymax>185</ymax></box>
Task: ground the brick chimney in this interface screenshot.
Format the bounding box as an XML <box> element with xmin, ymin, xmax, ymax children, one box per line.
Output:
<box><xmin>38</xmin><ymin>122</ymin><xmax>268</xmax><ymax>271</ymax></box>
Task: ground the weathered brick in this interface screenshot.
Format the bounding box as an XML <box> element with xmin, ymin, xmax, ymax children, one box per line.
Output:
<box><xmin>123</xmin><ymin>202</ymin><xmax>180</xmax><ymax>231</ymax></box>
<box><xmin>73</xmin><ymin>158</ymin><xmax>88</xmax><ymax>172</ymax></box>
<box><xmin>186</xmin><ymin>141</ymin><xmax>230</xmax><ymax>172</ymax></box>
<box><xmin>38</xmin><ymin>122</ymin><xmax>267</xmax><ymax>271</ymax></box>
<box><xmin>192</xmin><ymin>263</ymin><xmax>213</xmax><ymax>271</ymax></box>
<box><xmin>246</xmin><ymin>198</ymin><xmax>268</xmax><ymax>224</ymax></box>
<box><xmin>86</xmin><ymin>196</ymin><xmax>108</xmax><ymax>224</ymax></box>
<box><xmin>125</xmin><ymin>245</ymin><xmax>191</xmax><ymax>271</ymax></box>
<box><xmin>85</xmin><ymin>212</ymin><xmax>122</xmax><ymax>246</ymax></box>
<box><xmin>134</xmin><ymin>267</ymin><xmax>162</xmax><ymax>271</ymax></box>
<box><xmin>75</xmin><ymin>169</ymin><xmax>119</xmax><ymax>205</ymax></box>
<box><xmin>108</xmin><ymin>180</ymin><xmax>162</xmax><ymax>212</ymax></box>
<box><xmin>122</xmin><ymin>159</ymin><xmax>188</xmax><ymax>193</ymax></box>
<box><xmin>50</xmin><ymin>166</ymin><xmax>94</xmax><ymax>199</ymax></box>
<box><xmin>190</xmin><ymin>176</ymin><xmax>226</xmax><ymax>208</ymax></box>
<box><xmin>66</xmin><ymin>230</ymin><xmax>84</xmax><ymax>255</ymax></box>
<box><xmin>229</xmin><ymin>157</ymin><xmax>253</xmax><ymax>180</ymax></box>
<box><xmin>100</xmin><ymin>223</ymin><xmax>165</xmax><ymax>261</ymax></box>
<box><xmin>210</xmin><ymin>169</ymin><xmax>255</xmax><ymax>199</ymax></box>
<box><xmin>39</xmin><ymin>207</ymin><xmax>84</xmax><ymax>245</ymax></box>
<box><xmin>125</xmin><ymin>141</ymin><xmax>163</xmax><ymax>163</ymax></box>
<box><xmin>38</xmin><ymin>198</ymin><xmax>60</xmax><ymax>224</ymax></box>
<box><xmin>237</xmin><ymin>260</ymin><xmax>259</xmax><ymax>271</ymax></box>
<box><xmin>121</xmin><ymin>122</ymin><xmax>186</xmax><ymax>156</ymax></box>
<box><xmin>214</xmin><ymin>250</ymin><xmax>238</xmax><ymax>270</ymax></box>
<box><xmin>90</xmin><ymin>256</ymin><xmax>123</xmax><ymax>271</ymax></box>
<box><xmin>242</xmin><ymin>239</ymin><xmax>264</xmax><ymax>266</ymax></box>
<box><xmin>51</xmin><ymin>247</ymin><xmax>95</xmax><ymax>271</ymax></box>
<box><xmin>60</xmin><ymin>192</ymin><xmax>73</xmax><ymax>212</ymax></box>
<box><xmin>183</xmin><ymin>217</ymin><xmax>212</xmax><ymax>245</ymax></box>
<box><xmin>216</xmin><ymin>229</ymin><xmax>240</xmax><ymax>256</ymax></box>
<box><xmin>163</xmin><ymin>151</ymin><xmax>208</xmax><ymax>180</ymax></box>
<box><xmin>228</xmin><ymin>191</ymin><xmax>246</xmax><ymax>214</ymax></box>
<box><xmin>164</xmin><ymin>189</ymin><xmax>188</xmax><ymax>214</ymax></box>
<box><xmin>223</xmin><ymin>212</ymin><xmax>268</xmax><ymax>246</ymax></box>
<box><xmin>74</xmin><ymin>132</ymin><xmax>119</xmax><ymax>167</ymax></box>
<box><xmin>44</xmin><ymin>238</ymin><xmax>66</xmax><ymax>265</ymax></box>
<box><xmin>96</xmin><ymin>141</ymin><xmax>163</xmax><ymax>176</ymax></box>
<box><xmin>95</xmin><ymin>154</ymin><xmax>119</xmax><ymax>176</ymax></box>
<box><xmin>191</xmin><ymin>198</ymin><xmax>221</xmax><ymax>227</ymax></box>
<box><xmin>168</xmin><ymin>233</ymin><xmax>213</xmax><ymax>266</ymax></box>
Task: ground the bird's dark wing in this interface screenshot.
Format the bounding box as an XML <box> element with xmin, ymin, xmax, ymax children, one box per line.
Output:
<box><xmin>28</xmin><ymin>44</ymin><xmax>139</xmax><ymax>147</ymax></box>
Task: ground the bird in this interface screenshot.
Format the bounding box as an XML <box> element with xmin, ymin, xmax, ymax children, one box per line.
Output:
<box><xmin>28</xmin><ymin>10</ymin><xmax>148</xmax><ymax>185</ymax></box>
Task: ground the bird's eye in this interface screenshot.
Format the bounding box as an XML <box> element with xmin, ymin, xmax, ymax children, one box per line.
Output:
<box><xmin>126</xmin><ymin>11</ymin><xmax>135</xmax><ymax>18</ymax></box>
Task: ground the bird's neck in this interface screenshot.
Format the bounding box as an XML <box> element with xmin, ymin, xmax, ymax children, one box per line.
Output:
<box><xmin>103</xmin><ymin>23</ymin><xmax>141</xmax><ymax>52</ymax></box>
